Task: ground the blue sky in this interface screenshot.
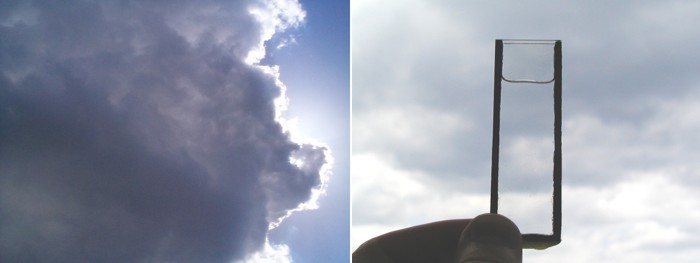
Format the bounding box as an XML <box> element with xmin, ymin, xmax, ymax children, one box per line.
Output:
<box><xmin>265</xmin><ymin>1</ymin><xmax>350</xmax><ymax>262</ymax></box>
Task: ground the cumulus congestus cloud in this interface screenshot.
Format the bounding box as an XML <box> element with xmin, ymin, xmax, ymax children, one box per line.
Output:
<box><xmin>0</xmin><ymin>0</ymin><xmax>330</xmax><ymax>262</ymax></box>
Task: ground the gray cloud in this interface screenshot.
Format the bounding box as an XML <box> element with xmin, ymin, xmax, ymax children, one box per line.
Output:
<box><xmin>352</xmin><ymin>1</ymin><xmax>700</xmax><ymax>260</ymax></box>
<box><xmin>353</xmin><ymin>0</ymin><xmax>700</xmax><ymax>187</ymax></box>
<box><xmin>0</xmin><ymin>0</ymin><xmax>329</xmax><ymax>262</ymax></box>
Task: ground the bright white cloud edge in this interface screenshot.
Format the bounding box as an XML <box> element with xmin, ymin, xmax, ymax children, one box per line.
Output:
<box><xmin>238</xmin><ymin>0</ymin><xmax>332</xmax><ymax>262</ymax></box>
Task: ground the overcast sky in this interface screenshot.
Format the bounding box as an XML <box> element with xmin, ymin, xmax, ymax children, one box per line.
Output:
<box><xmin>0</xmin><ymin>0</ymin><xmax>347</xmax><ymax>262</ymax></box>
<box><xmin>352</xmin><ymin>1</ymin><xmax>700</xmax><ymax>262</ymax></box>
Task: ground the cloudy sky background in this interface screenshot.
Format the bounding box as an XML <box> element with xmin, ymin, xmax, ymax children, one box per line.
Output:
<box><xmin>352</xmin><ymin>1</ymin><xmax>700</xmax><ymax>262</ymax></box>
<box><xmin>1</xmin><ymin>0</ymin><xmax>347</xmax><ymax>262</ymax></box>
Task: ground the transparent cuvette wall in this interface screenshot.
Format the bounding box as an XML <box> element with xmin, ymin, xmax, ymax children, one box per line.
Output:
<box><xmin>491</xmin><ymin>39</ymin><xmax>562</xmax><ymax>248</ymax></box>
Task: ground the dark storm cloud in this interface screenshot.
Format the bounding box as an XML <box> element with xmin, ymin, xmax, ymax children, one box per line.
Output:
<box><xmin>0</xmin><ymin>0</ymin><xmax>328</xmax><ymax>262</ymax></box>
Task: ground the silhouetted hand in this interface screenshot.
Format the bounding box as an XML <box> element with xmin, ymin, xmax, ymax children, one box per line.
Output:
<box><xmin>353</xmin><ymin>213</ymin><xmax>522</xmax><ymax>263</ymax></box>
